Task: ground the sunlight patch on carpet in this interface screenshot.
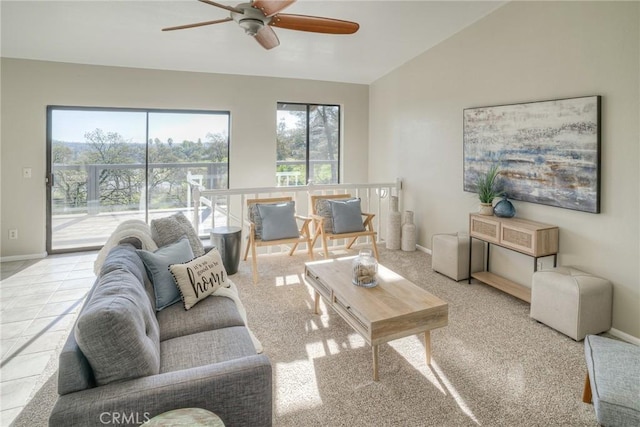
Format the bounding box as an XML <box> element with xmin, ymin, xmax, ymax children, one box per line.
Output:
<box><xmin>387</xmin><ymin>336</ymin><xmax>447</xmax><ymax>394</ymax></box>
<box><xmin>431</xmin><ymin>362</ymin><xmax>481</xmax><ymax>425</ymax></box>
<box><xmin>274</xmin><ymin>360</ymin><xmax>322</xmax><ymax>415</ymax></box>
<box><xmin>275</xmin><ymin>274</ymin><xmax>303</xmax><ymax>287</ymax></box>
<box><xmin>305</xmin><ymin>335</ymin><xmax>366</xmax><ymax>359</ymax></box>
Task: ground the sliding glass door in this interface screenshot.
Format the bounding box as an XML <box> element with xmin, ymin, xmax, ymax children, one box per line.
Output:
<box><xmin>47</xmin><ymin>107</ymin><xmax>230</xmax><ymax>253</ymax></box>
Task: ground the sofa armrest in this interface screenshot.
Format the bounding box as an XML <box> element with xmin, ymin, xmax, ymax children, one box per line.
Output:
<box><xmin>50</xmin><ymin>354</ymin><xmax>272</xmax><ymax>427</ymax></box>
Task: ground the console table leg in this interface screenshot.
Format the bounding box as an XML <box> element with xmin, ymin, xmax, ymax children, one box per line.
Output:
<box><xmin>424</xmin><ymin>330</ymin><xmax>432</xmax><ymax>366</ymax></box>
<box><xmin>372</xmin><ymin>344</ymin><xmax>379</xmax><ymax>381</ymax></box>
<box><xmin>468</xmin><ymin>236</ymin><xmax>473</xmax><ymax>284</ymax></box>
<box><xmin>313</xmin><ymin>291</ymin><xmax>320</xmax><ymax>314</ymax></box>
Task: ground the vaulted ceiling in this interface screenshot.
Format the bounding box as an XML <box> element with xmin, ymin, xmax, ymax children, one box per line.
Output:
<box><xmin>1</xmin><ymin>1</ymin><xmax>504</xmax><ymax>84</ymax></box>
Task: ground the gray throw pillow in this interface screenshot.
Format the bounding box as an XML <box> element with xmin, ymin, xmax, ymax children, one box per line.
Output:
<box><xmin>137</xmin><ymin>238</ymin><xmax>194</xmax><ymax>311</ymax></box>
<box><xmin>314</xmin><ymin>199</ymin><xmax>334</xmax><ymax>233</ymax></box>
<box><xmin>257</xmin><ymin>201</ymin><xmax>300</xmax><ymax>241</ymax></box>
<box><xmin>330</xmin><ymin>198</ymin><xmax>365</xmax><ymax>234</ymax></box>
<box><xmin>74</xmin><ymin>269</ymin><xmax>160</xmax><ymax>386</ymax></box>
<box><xmin>150</xmin><ymin>212</ymin><xmax>204</xmax><ymax>257</ymax></box>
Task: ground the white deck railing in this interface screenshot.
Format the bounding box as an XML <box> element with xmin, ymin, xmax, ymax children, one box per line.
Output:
<box><xmin>192</xmin><ymin>179</ymin><xmax>402</xmax><ymax>251</ymax></box>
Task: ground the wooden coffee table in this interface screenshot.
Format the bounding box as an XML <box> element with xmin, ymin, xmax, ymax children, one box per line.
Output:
<box><xmin>304</xmin><ymin>257</ymin><xmax>448</xmax><ymax>380</ymax></box>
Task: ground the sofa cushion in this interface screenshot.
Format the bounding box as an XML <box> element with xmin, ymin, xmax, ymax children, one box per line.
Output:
<box><xmin>138</xmin><ymin>238</ymin><xmax>194</xmax><ymax>311</ymax></box>
<box><xmin>99</xmin><ymin>243</ymin><xmax>146</xmax><ymax>285</ymax></box>
<box><xmin>170</xmin><ymin>248</ymin><xmax>230</xmax><ymax>310</ymax></box>
<box><xmin>99</xmin><ymin>243</ymin><xmax>159</xmax><ymax>311</ymax></box>
<box><xmin>57</xmin><ymin>320</ymin><xmax>96</xmax><ymax>395</ymax></box>
<box><xmin>256</xmin><ymin>201</ymin><xmax>299</xmax><ymax>241</ymax></box>
<box><xmin>74</xmin><ymin>269</ymin><xmax>160</xmax><ymax>386</ymax></box>
<box><xmin>159</xmin><ymin>327</ymin><xmax>256</xmax><ymax>373</ymax></box>
<box><xmin>151</xmin><ymin>212</ymin><xmax>204</xmax><ymax>257</ymax></box>
<box><xmin>329</xmin><ymin>198</ymin><xmax>365</xmax><ymax>234</ymax></box>
<box><xmin>157</xmin><ymin>295</ymin><xmax>245</xmax><ymax>342</ymax></box>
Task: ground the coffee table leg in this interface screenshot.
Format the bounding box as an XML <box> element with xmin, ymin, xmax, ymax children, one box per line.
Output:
<box><xmin>372</xmin><ymin>344</ymin><xmax>379</xmax><ymax>381</ymax></box>
<box><xmin>424</xmin><ymin>330</ymin><xmax>432</xmax><ymax>366</ymax></box>
<box><xmin>313</xmin><ymin>291</ymin><xmax>320</xmax><ymax>314</ymax></box>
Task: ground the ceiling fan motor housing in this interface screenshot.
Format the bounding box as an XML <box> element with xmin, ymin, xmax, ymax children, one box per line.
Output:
<box><xmin>232</xmin><ymin>4</ymin><xmax>270</xmax><ymax>36</ymax></box>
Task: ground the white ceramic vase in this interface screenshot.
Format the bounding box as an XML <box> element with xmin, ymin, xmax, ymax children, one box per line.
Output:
<box><xmin>401</xmin><ymin>210</ymin><xmax>416</xmax><ymax>252</ymax></box>
<box><xmin>386</xmin><ymin>196</ymin><xmax>402</xmax><ymax>250</ymax></box>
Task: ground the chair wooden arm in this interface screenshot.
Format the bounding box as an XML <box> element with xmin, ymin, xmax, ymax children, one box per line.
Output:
<box><xmin>362</xmin><ymin>213</ymin><xmax>375</xmax><ymax>231</ymax></box>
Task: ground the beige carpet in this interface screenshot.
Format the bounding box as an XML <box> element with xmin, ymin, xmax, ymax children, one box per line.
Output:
<box><xmin>13</xmin><ymin>247</ymin><xmax>599</xmax><ymax>426</ymax></box>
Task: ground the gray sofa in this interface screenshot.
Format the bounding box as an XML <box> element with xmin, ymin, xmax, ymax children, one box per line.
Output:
<box><xmin>49</xmin><ymin>244</ymin><xmax>272</xmax><ymax>426</ymax></box>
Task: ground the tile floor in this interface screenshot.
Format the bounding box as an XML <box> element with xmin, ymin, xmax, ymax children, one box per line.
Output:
<box><xmin>0</xmin><ymin>252</ymin><xmax>97</xmax><ymax>426</ymax></box>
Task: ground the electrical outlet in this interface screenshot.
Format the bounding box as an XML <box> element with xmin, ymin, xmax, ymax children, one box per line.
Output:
<box><xmin>23</xmin><ymin>168</ymin><xmax>32</xmax><ymax>179</ymax></box>
<box><xmin>537</xmin><ymin>260</ymin><xmax>544</xmax><ymax>271</ymax></box>
<box><xmin>9</xmin><ymin>229</ymin><xmax>18</xmax><ymax>240</ymax></box>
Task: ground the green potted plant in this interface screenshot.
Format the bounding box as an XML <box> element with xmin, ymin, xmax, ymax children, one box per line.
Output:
<box><xmin>476</xmin><ymin>163</ymin><xmax>503</xmax><ymax>215</ymax></box>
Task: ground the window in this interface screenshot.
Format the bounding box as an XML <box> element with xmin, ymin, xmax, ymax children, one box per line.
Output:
<box><xmin>276</xmin><ymin>102</ymin><xmax>340</xmax><ymax>186</ymax></box>
<box><xmin>47</xmin><ymin>107</ymin><xmax>230</xmax><ymax>252</ymax></box>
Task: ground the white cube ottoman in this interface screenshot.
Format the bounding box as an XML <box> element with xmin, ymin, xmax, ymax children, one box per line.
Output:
<box><xmin>530</xmin><ymin>267</ymin><xmax>612</xmax><ymax>341</ymax></box>
<box><xmin>432</xmin><ymin>232</ymin><xmax>484</xmax><ymax>281</ymax></box>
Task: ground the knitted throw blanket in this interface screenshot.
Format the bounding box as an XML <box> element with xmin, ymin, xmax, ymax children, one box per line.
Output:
<box><xmin>93</xmin><ymin>220</ymin><xmax>158</xmax><ymax>274</ymax></box>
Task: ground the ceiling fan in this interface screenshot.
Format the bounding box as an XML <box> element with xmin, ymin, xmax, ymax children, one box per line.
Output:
<box><xmin>162</xmin><ymin>0</ymin><xmax>360</xmax><ymax>50</ymax></box>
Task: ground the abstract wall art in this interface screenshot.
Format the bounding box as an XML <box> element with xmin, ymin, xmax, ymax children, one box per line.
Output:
<box><xmin>463</xmin><ymin>95</ymin><xmax>601</xmax><ymax>213</ymax></box>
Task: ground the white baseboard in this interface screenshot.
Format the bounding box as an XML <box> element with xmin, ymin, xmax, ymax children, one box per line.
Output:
<box><xmin>0</xmin><ymin>252</ymin><xmax>48</xmax><ymax>263</ymax></box>
<box><xmin>409</xmin><ymin>245</ymin><xmax>639</xmax><ymax>344</ymax></box>
<box><xmin>416</xmin><ymin>244</ymin><xmax>431</xmax><ymax>254</ymax></box>
<box><xmin>608</xmin><ymin>328</ymin><xmax>640</xmax><ymax>346</ymax></box>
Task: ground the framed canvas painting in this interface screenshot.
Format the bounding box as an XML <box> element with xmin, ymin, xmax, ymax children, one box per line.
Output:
<box><xmin>463</xmin><ymin>95</ymin><xmax>601</xmax><ymax>213</ymax></box>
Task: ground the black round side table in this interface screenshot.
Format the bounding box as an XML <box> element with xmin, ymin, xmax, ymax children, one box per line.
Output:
<box><xmin>210</xmin><ymin>226</ymin><xmax>242</xmax><ymax>275</ymax></box>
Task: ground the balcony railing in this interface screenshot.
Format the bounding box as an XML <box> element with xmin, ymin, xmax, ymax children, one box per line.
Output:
<box><xmin>50</xmin><ymin>160</ymin><xmax>400</xmax><ymax>252</ymax></box>
<box><xmin>192</xmin><ymin>179</ymin><xmax>403</xmax><ymax>249</ymax></box>
<box><xmin>52</xmin><ymin>162</ymin><xmax>228</xmax><ymax>215</ymax></box>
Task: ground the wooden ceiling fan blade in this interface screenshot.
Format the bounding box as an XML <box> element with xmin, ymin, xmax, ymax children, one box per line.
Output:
<box><xmin>255</xmin><ymin>25</ymin><xmax>280</xmax><ymax>50</ymax></box>
<box><xmin>270</xmin><ymin>14</ymin><xmax>359</xmax><ymax>34</ymax></box>
<box><xmin>162</xmin><ymin>17</ymin><xmax>233</xmax><ymax>31</ymax></box>
<box><xmin>252</xmin><ymin>0</ymin><xmax>295</xmax><ymax>17</ymax></box>
<box><xmin>198</xmin><ymin>0</ymin><xmax>243</xmax><ymax>14</ymax></box>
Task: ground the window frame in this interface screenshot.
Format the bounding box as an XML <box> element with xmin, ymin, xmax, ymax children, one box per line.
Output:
<box><xmin>46</xmin><ymin>105</ymin><xmax>231</xmax><ymax>253</ymax></box>
<box><xmin>276</xmin><ymin>102</ymin><xmax>341</xmax><ymax>186</ymax></box>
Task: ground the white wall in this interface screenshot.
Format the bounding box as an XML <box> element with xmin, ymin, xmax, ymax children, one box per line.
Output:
<box><xmin>0</xmin><ymin>60</ymin><xmax>369</xmax><ymax>258</ymax></box>
<box><xmin>369</xmin><ymin>1</ymin><xmax>640</xmax><ymax>338</ymax></box>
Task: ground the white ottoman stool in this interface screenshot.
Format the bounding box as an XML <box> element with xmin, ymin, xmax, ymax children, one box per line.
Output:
<box><xmin>432</xmin><ymin>232</ymin><xmax>484</xmax><ymax>281</ymax></box>
<box><xmin>530</xmin><ymin>267</ymin><xmax>612</xmax><ymax>341</ymax></box>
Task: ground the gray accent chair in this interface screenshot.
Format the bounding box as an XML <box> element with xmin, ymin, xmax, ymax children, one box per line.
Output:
<box><xmin>50</xmin><ymin>244</ymin><xmax>272</xmax><ymax>427</ymax></box>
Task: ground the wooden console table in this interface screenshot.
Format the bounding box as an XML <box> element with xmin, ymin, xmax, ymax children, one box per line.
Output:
<box><xmin>468</xmin><ymin>214</ymin><xmax>559</xmax><ymax>303</ymax></box>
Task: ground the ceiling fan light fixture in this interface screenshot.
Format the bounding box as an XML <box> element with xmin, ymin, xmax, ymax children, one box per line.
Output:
<box><xmin>238</xmin><ymin>18</ymin><xmax>264</xmax><ymax>36</ymax></box>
